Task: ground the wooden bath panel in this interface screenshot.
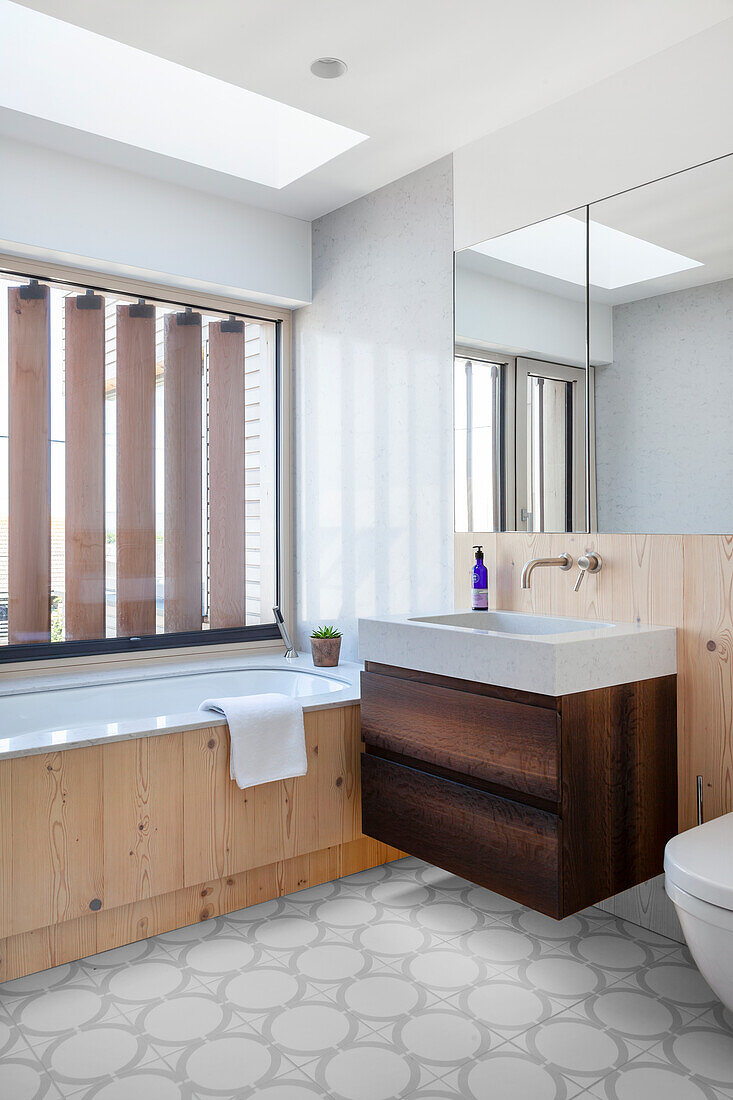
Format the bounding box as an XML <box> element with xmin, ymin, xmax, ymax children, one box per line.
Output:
<box><xmin>0</xmin><ymin>703</ymin><xmax>395</xmax><ymax>977</ymax></box>
<box><xmin>0</xmin><ymin>836</ymin><xmax>404</xmax><ymax>983</ymax></box>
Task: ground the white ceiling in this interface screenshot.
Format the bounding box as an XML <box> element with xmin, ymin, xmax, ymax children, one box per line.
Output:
<box><xmin>5</xmin><ymin>0</ymin><xmax>733</xmax><ymax>221</ymax></box>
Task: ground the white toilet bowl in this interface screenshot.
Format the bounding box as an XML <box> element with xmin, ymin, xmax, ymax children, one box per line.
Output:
<box><xmin>665</xmin><ymin>811</ymin><xmax>733</xmax><ymax>1011</ymax></box>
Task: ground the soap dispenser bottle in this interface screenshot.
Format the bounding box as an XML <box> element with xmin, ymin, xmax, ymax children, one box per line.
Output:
<box><xmin>471</xmin><ymin>545</ymin><xmax>488</xmax><ymax>610</ymax></box>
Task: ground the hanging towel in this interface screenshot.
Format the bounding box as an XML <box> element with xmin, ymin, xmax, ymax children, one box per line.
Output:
<box><xmin>198</xmin><ymin>693</ymin><xmax>307</xmax><ymax>790</ymax></box>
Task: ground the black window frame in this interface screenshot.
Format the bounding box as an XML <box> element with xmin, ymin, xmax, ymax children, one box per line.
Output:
<box><xmin>0</xmin><ymin>267</ymin><xmax>282</xmax><ymax>664</ymax></box>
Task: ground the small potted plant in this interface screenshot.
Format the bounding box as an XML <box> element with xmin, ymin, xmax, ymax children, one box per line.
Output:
<box><xmin>310</xmin><ymin>625</ymin><xmax>342</xmax><ymax>667</ymax></box>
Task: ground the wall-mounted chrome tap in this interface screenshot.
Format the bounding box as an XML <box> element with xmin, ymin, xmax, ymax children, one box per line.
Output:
<box><xmin>573</xmin><ymin>552</ymin><xmax>603</xmax><ymax>592</ymax></box>
<box><xmin>520</xmin><ymin>553</ymin><xmax>573</xmax><ymax>589</ymax></box>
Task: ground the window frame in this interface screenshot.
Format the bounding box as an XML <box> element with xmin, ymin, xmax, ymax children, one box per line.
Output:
<box><xmin>514</xmin><ymin>357</ymin><xmax>588</xmax><ymax>534</ymax></box>
<box><xmin>454</xmin><ymin>345</ymin><xmax>508</xmax><ymax>533</ymax></box>
<box><xmin>0</xmin><ymin>254</ymin><xmax>293</xmax><ymax>666</ymax></box>
<box><xmin>453</xmin><ymin>345</ymin><xmax>596</xmax><ymax>535</ymax></box>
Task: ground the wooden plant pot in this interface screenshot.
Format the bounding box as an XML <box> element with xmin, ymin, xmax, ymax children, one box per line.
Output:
<box><xmin>311</xmin><ymin>637</ymin><xmax>342</xmax><ymax>667</ymax></box>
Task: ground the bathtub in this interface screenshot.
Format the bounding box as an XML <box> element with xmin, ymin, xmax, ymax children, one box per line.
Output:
<box><xmin>0</xmin><ymin>652</ymin><xmax>368</xmax><ymax>982</ymax></box>
<box><xmin>0</xmin><ymin>653</ymin><xmax>361</xmax><ymax>759</ymax></box>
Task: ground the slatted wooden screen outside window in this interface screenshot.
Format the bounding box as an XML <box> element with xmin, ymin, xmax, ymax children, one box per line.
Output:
<box><xmin>0</xmin><ymin>275</ymin><xmax>278</xmax><ymax>650</ymax></box>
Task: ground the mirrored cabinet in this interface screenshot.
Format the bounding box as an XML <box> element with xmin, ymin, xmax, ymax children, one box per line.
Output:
<box><xmin>454</xmin><ymin>152</ymin><xmax>733</xmax><ymax>535</ymax></box>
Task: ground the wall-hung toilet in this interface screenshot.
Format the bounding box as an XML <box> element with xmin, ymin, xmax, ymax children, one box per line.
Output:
<box><xmin>665</xmin><ymin>812</ymin><xmax>733</xmax><ymax>1011</ymax></box>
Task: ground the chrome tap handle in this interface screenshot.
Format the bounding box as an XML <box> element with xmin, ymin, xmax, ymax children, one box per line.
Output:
<box><xmin>573</xmin><ymin>552</ymin><xmax>602</xmax><ymax>593</ymax></box>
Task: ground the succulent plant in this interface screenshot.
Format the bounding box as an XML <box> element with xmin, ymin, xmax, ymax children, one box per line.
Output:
<box><xmin>310</xmin><ymin>625</ymin><xmax>342</xmax><ymax>639</ymax></box>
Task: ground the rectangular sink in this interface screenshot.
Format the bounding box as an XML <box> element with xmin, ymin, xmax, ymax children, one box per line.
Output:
<box><xmin>358</xmin><ymin>609</ymin><xmax>676</xmax><ymax>696</ymax></box>
<box><xmin>409</xmin><ymin>611</ymin><xmax>615</xmax><ymax>635</ymax></box>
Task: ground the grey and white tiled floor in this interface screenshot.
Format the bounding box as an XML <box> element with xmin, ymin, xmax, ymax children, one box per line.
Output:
<box><xmin>1</xmin><ymin>856</ymin><xmax>732</xmax><ymax>1099</ymax></box>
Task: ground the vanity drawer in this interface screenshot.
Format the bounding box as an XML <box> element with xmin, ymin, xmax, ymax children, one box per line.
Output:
<box><xmin>361</xmin><ymin>752</ymin><xmax>560</xmax><ymax>915</ymax></box>
<box><xmin>360</xmin><ymin>671</ymin><xmax>559</xmax><ymax>801</ymax></box>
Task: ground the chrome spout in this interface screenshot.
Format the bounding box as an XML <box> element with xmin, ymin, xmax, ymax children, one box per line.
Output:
<box><xmin>273</xmin><ymin>606</ymin><xmax>298</xmax><ymax>659</ymax></box>
<box><xmin>520</xmin><ymin>553</ymin><xmax>573</xmax><ymax>590</ymax></box>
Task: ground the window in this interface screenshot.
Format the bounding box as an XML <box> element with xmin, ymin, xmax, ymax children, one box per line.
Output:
<box><xmin>454</xmin><ymin>348</ymin><xmax>589</xmax><ymax>533</ymax></box>
<box><xmin>454</xmin><ymin>352</ymin><xmax>502</xmax><ymax>532</ymax></box>
<box><xmin>0</xmin><ymin>265</ymin><xmax>287</xmax><ymax>660</ymax></box>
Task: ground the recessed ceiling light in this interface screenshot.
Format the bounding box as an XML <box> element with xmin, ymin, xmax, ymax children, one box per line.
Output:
<box><xmin>471</xmin><ymin>214</ymin><xmax>702</xmax><ymax>290</ymax></box>
<box><xmin>310</xmin><ymin>57</ymin><xmax>348</xmax><ymax>79</ymax></box>
<box><xmin>0</xmin><ymin>1</ymin><xmax>366</xmax><ymax>189</ymax></box>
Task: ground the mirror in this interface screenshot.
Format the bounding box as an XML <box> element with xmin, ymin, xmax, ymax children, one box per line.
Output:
<box><xmin>590</xmin><ymin>154</ymin><xmax>733</xmax><ymax>534</ymax></box>
<box><xmin>454</xmin><ymin>209</ymin><xmax>591</xmax><ymax>532</ymax></box>
<box><xmin>455</xmin><ymin>152</ymin><xmax>733</xmax><ymax>535</ymax></box>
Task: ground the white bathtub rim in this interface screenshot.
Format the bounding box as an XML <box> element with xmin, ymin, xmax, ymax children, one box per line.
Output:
<box><xmin>0</xmin><ymin>654</ymin><xmax>361</xmax><ymax>760</ymax></box>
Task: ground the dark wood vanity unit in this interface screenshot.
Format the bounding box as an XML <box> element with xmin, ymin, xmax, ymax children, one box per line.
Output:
<box><xmin>360</xmin><ymin>662</ymin><xmax>677</xmax><ymax>918</ymax></box>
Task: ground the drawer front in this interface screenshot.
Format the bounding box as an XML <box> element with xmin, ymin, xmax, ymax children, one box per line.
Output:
<box><xmin>361</xmin><ymin>671</ymin><xmax>559</xmax><ymax>801</ymax></box>
<box><xmin>361</xmin><ymin>752</ymin><xmax>560</xmax><ymax>916</ymax></box>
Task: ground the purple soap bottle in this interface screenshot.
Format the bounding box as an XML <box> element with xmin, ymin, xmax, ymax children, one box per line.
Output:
<box><xmin>471</xmin><ymin>545</ymin><xmax>488</xmax><ymax>610</ymax></box>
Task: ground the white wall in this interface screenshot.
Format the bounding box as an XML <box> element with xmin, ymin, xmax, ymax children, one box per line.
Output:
<box><xmin>595</xmin><ymin>277</ymin><xmax>733</xmax><ymax>533</ymax></box>
<box><xmin>454</xmin><ymin>19</ymin><xmax>733</xmax><ymax>250</ymax></box>
<box><xmin>0</xmin><ymin>136</ymin><xmax>311</xmax><ymax>307</ymax></box>
<box><xmin>293</xmin><ymin>158</ymin><xmax>455</xmax><ymax>658</ymax></box>
<box><xmin>455</xmin><ymin>263</ymin><xmax>613</xmax><ymax>366</ymax></box>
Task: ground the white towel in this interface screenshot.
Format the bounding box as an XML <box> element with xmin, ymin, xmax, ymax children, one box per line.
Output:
<box><xmin>198</xmin><ymin>692</ymin><xmax>307</xmax><ymax>790</ymax></box>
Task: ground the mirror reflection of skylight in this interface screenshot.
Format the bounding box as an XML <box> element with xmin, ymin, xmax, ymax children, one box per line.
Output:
<box><xmin>471</xmin><ymin>213</ymin><xmax>702</xmax><ymax>290</ymax></box>
<box><xmin>0</xmin><ymin>0</ymin><xmax>367</xmax><ymax>189</ymax></box>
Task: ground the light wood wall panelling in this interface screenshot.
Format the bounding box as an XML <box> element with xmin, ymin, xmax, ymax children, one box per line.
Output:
<box><xmin>64</xmin><ymin>292</ymin><xmax>106</xmax><ymax>640</ymax></box>
<box><xmin>208</xmin><ymin>319</ymin><xmax>246</xmax><ymax>628</ymax></box>
<box><xmin>116</xmin><ymin>302</ymin><xmax>157</xmax><ymax>637</ymax></box>
<box><xmin>163</xmin><ymin>310</ymin><xmax>203</xmax><ymax>633</ymax></box>
<box><xmin>7</xmin><ymin>748</ymin><xmax>104</xmax><ymax>937</ymax></box>
<box><xmin>680</xmin><ymin>535</ymin><xmax>733</xmax><ymax>829</ymax></box>
<box><xmin>102</xmin><ymin>733</ymin><xmax>185</xmax><ymax>909</ymax></box>
<box><xmin>8</xmin><ymin>283</ymin><xmax>51</xmax><ymax>644</ymax></box>
<box><xmin>0</xmin><ymin>763</ymin><xmax>11</xmax><ymax>937</ymax></box>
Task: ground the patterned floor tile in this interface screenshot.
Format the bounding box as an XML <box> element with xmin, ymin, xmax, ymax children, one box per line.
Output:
<box><xmin>452</xmin><ymin>922</ymin><xmax>545</xmax><ymax>965</ymax></box>
<box><xmin>452</xmin><ymin>976</ymin><xmax>568</xmax><ymax>1036</ymax></box>
<box><xmin>65</xmin><ymin>1063</ymin><xmax>183</xmax><ymax>1099</ymax></box>
<box><xmin>31</xmin><ymin>1021</ymin><xmax>161</xmax><ymax>1097</ymax></box>
<box><xmin>378</xmin><ymin>1004</ymin><xmax>500</xmax><ymax>1069</ymax></box>
<box><xmin>400</xmin><ymin>898</ymin><xmax>498</xmax><ymax>938</ymax></box>
<box><xmin>3</xmin><ymin>980</ymin><xmax>127</xmax><ymax>1048</ymax></box>
<box><xmin>164</xmin><ymin>1022</ymin><xmax>295</xmax><ymax>1095</ymax></box>
<box><xmin>301</xmin><ymin>1038</ymin><xmax>425</xmax><ymax>1099</ymax></box>
<box><xmin>1</xmin><ymin>854</ymin><xmax>728</xmax><ymax>1100</ymax></box>
<box><xmin>509</xmin><ymin>1010</ymin><xmax>644</xmax><ymax>1084</ymax></box>
<box><xmin>568</xmin><ymin>983</ymin><xmax>696</xmax><ymax>1049</ymax></box>
<box><xmin>645</xmin><ymin>1014</ymin><xmax>733</xmax><ymax>1096</ymax></box>
<box><xmin>331</xmin><ymin>968</ymin><xmax>443</xmax><ymax>1027</ymax></box>
<box><xmin>155</xmin><ymin>928</ymin><xmax>265</xmax><ymax>978</ymax></box>
<box><xmin>393</xmin><ymin>938</ymin><xmax>502</xmax><ymax>998</ymax></box>
<box><xmin>119</xmin><ymin>981</ymin><xmax>245</xmax><ymax>1050</ymax></box>
<box><xmin>438</xmin><ymin>1049</ymin><xmax>589</xmax><ymax>1098</ymax></box>
<box><xmin>584</xmin><ymin>1058</ymin><xmax>728</xmax><ymax>1099</ymax></box>
<box><xmin>0</xmin><ymin>1015</ymin><xmax>63</xmax><ymax>1099</ymax></box>
<box><xmin>621</xmin><ymin>949</ymin><xmax>722</xmax><ymax>1016</ymax></box>
<box><xmin>497</xmin><ymin>906</ymin><xmax>614</xmax><ymax>944</ymax></box>
<box><xmin>352</xmin><ymin>916</ymin><xmax>453</xmax><ymax>964</ymax></box>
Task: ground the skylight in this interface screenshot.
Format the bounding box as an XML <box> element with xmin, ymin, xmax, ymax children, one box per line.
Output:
<box><xmin>471</xmin><ymin>213</ymin><xmax>702</xmax><ymax>290</ymax></box>
<box><xmin>0</xmin><ymin>0</ymin><xmax>367</xmax><ymax>189</ymax></box>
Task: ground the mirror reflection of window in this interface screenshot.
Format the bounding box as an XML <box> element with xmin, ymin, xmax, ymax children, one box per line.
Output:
<box><xmin>454</xmin><ymin>353</ymin><xmax>501</xmax><ymax>532</ymax></box>
<box><xmin>454</xmin><ymin>207</ymin><xmax>590</xmax><ymax>533</ymax></box>
<box><xmin>526</xmin><ymin>375</ymin><xmax>568</xmax><ymax>533</ymax></box>
<box><xmin>517</xmin><ymin>359</ymin><xmax>586</xmax><ymax>533</ymax></box>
